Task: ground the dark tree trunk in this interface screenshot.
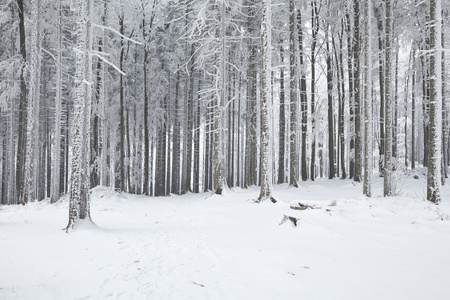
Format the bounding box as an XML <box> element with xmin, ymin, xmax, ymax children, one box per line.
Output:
<box><xmin>119</xmin><ymin>15</ymin><xmax>125</xmax><ymax>192</ymax></box>
<box><xmin>245</xmin><ymin>0</ymin><xmax>258</xmax><ymax>188</ymax></box>
<box><xmin>193</xmin><ymin>74</ymin><xmax>201</xmax><ymax>193</ymax></box>
<box><xmin>91</xmin><ymin>37</ymin><xmax>103</xmax><ymax>189</ymax></box>
<box><xmin>278</xmin><ymin>45</ymin><xmax>286</xmax><ymax>184</ymax></box>
<box><xmin>172</xmin><ymin>71</ymin><xmax>181</xmax><ymax>194</ymax></box>
<box><xmin>334</xmin><ymin>27</ymin><xmax>346</xmax><ymax>179</ymax></box>
<box><xmin>393</xmin><ymin>48</ymin><xmax>399</xmax><ymax>159</ymax></box>
<box><xmin>421</xmin><ymin>55</ymin><xmax>429</xmax><ymax>167</ymax></box>
<box><xmin>326</xmin><ymin>27</ymin><xmax>335</xmax><ymax>179</ymax></box>
<box><xmin>310</xmin><ymin>0</ymin><xmax>319</xmax><ymax>181</ymax></box>
<box><xmin>297</xmin><ymin>6</ymin><xmax>308</xmax><ymax>183</ymax></box>
<box><xmin>412</xmin><ymin>66</ymin><xmax>416</xmax><ymax>169</ymax></box>
<box><xmin>16</xmin><ymin>0</ymin><xmax>27</xmax><ymax>205</ymax></box>
<box><xmin>353</xmin><ymin>0</ymin><xmax>362</xmax><ymax>182</ymax></box>
<box><xmin>346</xmin><ymin>10</ymin><xmax>355</xmax><ymax>179</ymax></box>
<box><xmin>184</xmin><ymin>47</ymin><xmax>195</xmax><ymax>193</ymax></box>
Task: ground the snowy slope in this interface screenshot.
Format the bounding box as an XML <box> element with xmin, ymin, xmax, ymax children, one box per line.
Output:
<box><xmin>1</xmin><ymin>174</ymin><xmax>449</xmax><ymax>300</ymax></box>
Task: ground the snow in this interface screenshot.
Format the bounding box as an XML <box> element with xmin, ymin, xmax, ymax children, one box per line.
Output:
<box><xmin>1</xmin><ymin>174</ymin><xmax>450</xmax><ymax>300</ymax></box>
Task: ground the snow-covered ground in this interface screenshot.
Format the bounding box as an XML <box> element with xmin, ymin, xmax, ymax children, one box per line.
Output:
<box><xmin>1</xmin><ymin>174</ymin><xmax>450</xmax><ymax>300</ymax></box>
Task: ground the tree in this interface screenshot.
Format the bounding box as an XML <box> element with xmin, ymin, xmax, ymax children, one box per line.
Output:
<box><xmin>325</xmin><ymin>5</ymin><xmax>334</xmax><ymax>179</ymax></box>
<box><xmin>277</xmin><ymin>44</ymin><xmax>286</xmax><ymax>184</ymax></box>
<box><xmin>427</xmin><ymin>0</ymin><xmax>442</xmax><ymax>203</ymax></box>
<box><xmin>310</xmin><ymin>0</ymin><xmax>320</xmax><ymax>181</ymax></box>
<box><xmin>384</xmin><ymin>0</ymin><xmax>393</xmax><ymax>197</ymax></box>
<box><xmin>141</xmin><ymin>0</ymin><xmax>156</xmax><ymax>195</ymax></box>
<box><xmin>363</xmin><ymin>0</ymin><xmax>373</xmax><ymax>197</ymax></box>
<box><xmin>119</xmin><ymin>11</ymin><xmax>125</xmax><ymax>192</ymax></box>
<box><xmin>332</xmin><ymin>22</ymin><xmax>346</xmax><ymax>179</ymax></box>
<box><xmin>374</xmin><ymin>3</ymin><xmax>385</xmax><ymax>175</ymax></box>
<box><xmin>21</xmin><ymin>0</ymin><xmax>42</xmax><ymax>204</ymax></box>
<box><xmin>51</xmin><ymin>0</ymin><xmax>64</xmax><ymax>204</ymax></box>
<box><xmin>297</xmin><ymin>6</ymin><xmax>308</xmax><ymax>182</ymax></box>
<box><xmin>411</xmin><ymin>52</ymin><xmax>416</xmax><ymax>170</ymax></box>
<box><xmin>289</xmin><ymin>0</ymin><xmax>299</xmax><ymax>187</ymax></box>
<box><xmin>244</xmin><ymin>0</ymin><xmax>259</xmax><ymax>188</ymax></box>
<box><xmin>345</xmin><ymin>4</ymin><xmax>355</xmax><ymax>179</ymax></box>
<box><xmin>66</xmin><ymin>0</ymin><xmax>92</xmax><ymax>231</ymax></box>
<box><xmin>213</xmin><ymin>0</ymin><xmax>226</xmax><ymax>195</ymax></box>
<box><xmin>257</xmin><ymin>0</ymin><xmax>275</xmax><ymax>203</ymax></box>
<box><xmin>15</xmin><ymin>0</ymin><xmax>27</xmax><ymax>205</ymax></box>
<box><xmin>353</xmin><ymin>0</ymin><xmax>362</xmax><ymax>182</ymax></box>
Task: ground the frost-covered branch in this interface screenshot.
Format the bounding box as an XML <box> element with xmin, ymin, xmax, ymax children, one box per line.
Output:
<box><xmin>93</xmin><ymin>23</ymin><xmax>142</xmax><ymax>45</ymax></box>
<box><xmin>91</xmin><ymin>52</ymin><xmax>126</xmax><ymax>76</ymax></box>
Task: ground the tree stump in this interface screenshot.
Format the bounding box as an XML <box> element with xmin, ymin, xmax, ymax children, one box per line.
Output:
<box><xmin>280</xmin><ymin>215</ymin><xmax>300</xmax><ymax>227</ymax></box>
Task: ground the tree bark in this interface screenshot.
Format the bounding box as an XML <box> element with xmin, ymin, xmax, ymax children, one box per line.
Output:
<box><xmin>363</xmin><ymin>0</ymin><xmax>373</xmax><ymax>197</ymax></box>
<box><xmin>67</xmin><ymin>0</ymin><xmax>92</xmax><ymax>231</ymax></box>
<box><xmin>346</xmin><ymin>8</ymin><xmax>355</xmax><ymax>179</ymax></box>
<box><xmin>289</xmin><ymin>0</ymin><xmax>298</xmax><ymax>187</ymax></box>
<box><xmin>326</xmin><ymin>22</ymin><xmax>334</xmax><ymax>179</ymax></box>
<box><xmin>411</xmin><ymin>58</ymin><xmax>416</xmax><ymax>169</ymax></box>
<box><xmin>142</xmin><ymin>19</ymin><xmax>150</xmax><ymax>195</ymax></box>
<box><xmin>258</xmin><ymin>0</ymin><xmax>275</xmax><ymax>203</ymax></box>
<box><xmin>278</xmin><ymin>45</ymin><xmax>286</xmax><ymax>184</ymax></box>
<box><xmin>213</xmin><ymin>0</ymin><xmax>226</xmax><ymax>195</ymax></box>
<box><xmin>427</xmin><ymin>0</ymin><xmax>442</xmax><ymax>203</ymax></box>
<box><xmin>353</xmin><ymin>0</ymin><xmax>362</xmax><ymax>182</ymax></box>
<box><xmin>244</xmin><ymin>0</ymin><xmax>258</xmax><ymax>188</ymax></box>
<box><xmin>21</xmin><ymin>0</ymin><xmax>42</xmax><ymax>204</ymax></box>
<box><xmin>297</xmin><ymin>7</ymin><xmax>308</xmax><ymax>182</ymax></box>
<box><xmin>384</xmin><ymin>0</ymin><xmax>393</xmax><ymax>196</ymax></box>
<box><xmin>310</xmin><ymin>0</ymin><xmax>319</xmax><ymax>181</ymax></box>
<box><xmin>15</xmin><ymin>0</ymin><xmax>27</xmax><ymax>205</ymax></box>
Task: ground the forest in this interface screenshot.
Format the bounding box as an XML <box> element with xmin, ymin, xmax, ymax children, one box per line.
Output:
<box><xmin>1</xmin><ymin>1</ymin><xmax>450</xmax><ymax>298</ymax></box>
<box><xmin>0</xmin><ymin>0</ymin><xmax>448</xmax><ymax>226</ymax></box>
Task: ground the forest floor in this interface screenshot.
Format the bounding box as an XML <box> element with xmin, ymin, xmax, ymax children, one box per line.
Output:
<box><xmin>1</xmin><ymin>172</ymin><xmax>450</xmax><ymax>300</ymax></box>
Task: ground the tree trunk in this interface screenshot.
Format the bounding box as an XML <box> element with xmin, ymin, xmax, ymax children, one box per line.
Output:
<box><xmin>258</xmin><ymin>0</ymin><xmax>275</xmax><ymax>203</ymax></box>
<box><xmin>213</xmin><ymin>1</ymin><xmax>226</xmax><ymax>195</ymax></box>
<box><xmin>336</xmin><ymin>27</ymin><xmax>346</xmax><ymax>179</ymax></box>
<box><xmin>51</xmin><ymin>0</ymin><xmax>63</xmax><ymax>204</ymax></box>
<box><xmin>411</xmin><ymin>59</ymin><xmax>416</xmax><ymax>169</ymax></box>
<box><xmin>39</xmin><ymin>50</ymin><xmax>48</xmax><ymax>201</ymax></box>
<box><xmin>100</xmin><ymin>1</ymin><xmax>108</xmax><ymax>187</ymax></box>
<box><xmin>393</xmin><ymin>48</ymin><xmax>399</xmax><ymax>159</ymax></box>
<box><xmin>289</xmin><ymin>0</ymin><xmax>298</xmax><ymax>187</ymax></box>
<box><xmin>8</xmin><ymin>14</ymin><xmax>16</xmax><ymax>203</ymax></box>
<box><xmin>384</xmin><ymin>0</ymin><xmax>393</xmax><ymax>196</ymax></box>
<box><xmin>363</xmin><ymin>0</ymin><xmax>373</xmax><ymax>197</ymax></box>
<box><xmin>245</xmin><ymin>0</ymin><xmax>258</xmax><ymax>188</ymax></box>
<box><xmin>172</xmin><ymin>71</ymin><xmax>181</xmax><ymax>194</ymax></box>
<box><xmin>119</xmin><ymin>14</ymin><xmax>125</xmax><ymax>192</ymax></box>
<box><xmin>142</xmin><ymin>20</ymin><xmax>150</xmax><ymax>195</ymax></box>
<box><xmin>326</xmin><ymin>22</ymin><xmax>335</xmax><ymax>179</ymax></box>
<box><xmin>346</xmin><ymin>9</ymin><xmax>355</xmax><ymax>179</ymax></box>
<box><xmin>278</xmin><ymin>45</ymin><xmax>286</xmax><ymax>184</ymax></box>
<box><xmin>67</xmin><ymin>0</ymin><xmax>92</xmax><ymax>231</ymax></box>
<box><xmin>441</xmin><ymin>24</ymin><xmax>447</xmax><ymax>183</ymax></box>
<box><xmin>297</xmin><ymin>7</ymin><xmax>308</xmax><ymax>182</ymax></box>
<box><xmin>353</xmin><ymin>0</ymin><xmax>362</xmax><ymax>182</ymax></box>
<box><xmin>194</xmin><ymin>74</ymin><xmax>201</xmax><ymax>193</ymax></box>
<box><xmin>310</xmin><ymin>0</ymin><xmax>319</xmax><ymax>181</ymax></box>
<box><xmin>185</xmin><ymin>51</ymin><xmax>195</xmax><ymax>193</ymax></box>
<box><xmin>376</xmin><ymin>10</ymin><xmax>385</xmax><ymax>175</ymax></box>
<box><xmin>421</xmin><ymin>55</ymin><xmax>430</xmax><ymax>167</ymax></box>
<box><xmin>90</xmin><ymin>33</ymin><xmax>103</xmax><ymax>189</ymax></box>
<box><xmin>15</xmin><ymin>0</ymin><xmax>27</xmax><ymax>206</ymax></box>
<box><xmin>21</xmin><ymin>0</ymin><xmax>42</xmax><ymax>204</ymax></box>
<box><xmin>427</xmin><ymin>0</ymin><xmax>442</xmax><ymax>203</ymax></box>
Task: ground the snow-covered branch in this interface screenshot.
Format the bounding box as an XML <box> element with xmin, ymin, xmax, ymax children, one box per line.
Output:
<box><xmin>93</xmin><ymin>23</ymin><xmax>142</xmax><ymax>45</ymax></box>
